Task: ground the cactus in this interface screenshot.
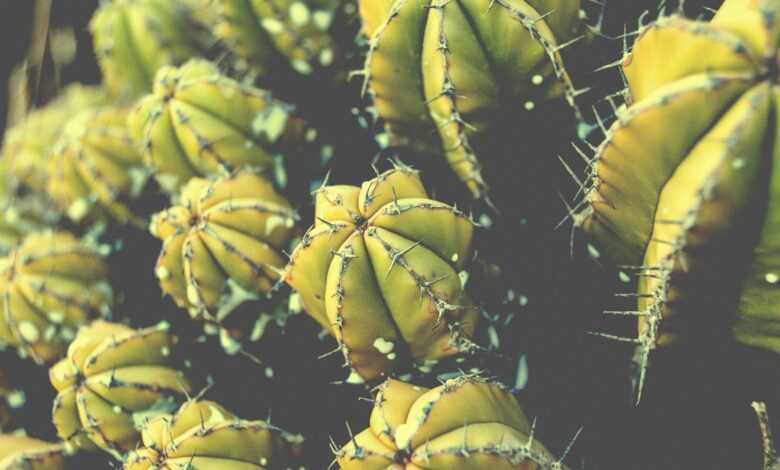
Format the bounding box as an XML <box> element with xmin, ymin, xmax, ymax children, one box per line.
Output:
<box><xmin>90</xmin><ymin>0</ymin><xmax>207</xmax><ymax>99</ymax></box>
<box><xmin>753</xmin><ymin>402</ymin><xmax>780</xmax><ymax>470</ymax></box>
<box><xmin>356</xmin><ymin>0</ymin><xmax>584</xmax><ymax>199</ymax></box>
<box><xmin>48</xmin><ymin>107</ymin><xmax>149</xmax><ymax>226</ymax></box>
<box><xmin>128</xmin><ymin>59</ymin><xmax>313</xmax><ymax>192</ymax></box>
<box><xmin>336</xmin><ymin>375</ymin><xmax>564</xmax><ymax>469</ymax></box>
<box><xmin>283</xmin><ymin>165</ymin><xmax>478</xmax><ymax>382</ymax></box>
<box><xmin>150</xmin><ymin>170</ymin><xmax>297</xmax><ymax>319</ymax></box>
<box><xmin>0</xmin><ymin>195</ymin><xmax>60</xmax><ymax>257</ymax></box>
<box><xmin>0</xmin><ymin>231</ymin><xmax>112</xmax><ymax>364</ymax></box>
<box><xmin>0</xmin><ymin>435</ymin><xmax>65</xmax><ymax>470</ymax></box>
<box><xmin>49</xmin><ymin>320</ymin><xmax>191</xmax><ymax>457</ymax></box>
<box><xmin>124</xmin><ymin>398</ymin><xmax>303</xmax><ymax>469</ymax></box>
<box><xmin>574</xmin><ymin>0</ymin><xmax>780</xmax><ymax>399</ymax></box>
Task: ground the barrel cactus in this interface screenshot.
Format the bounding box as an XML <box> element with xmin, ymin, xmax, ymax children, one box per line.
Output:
<box><xmin>337</xmin><ymin>375</ymin><xmax>563</xmax><ymax>469</ymax></box>
<box><xmin>357</xmin><ymin>0</ymin><xmax>583</xmax><ymax>198</ymax></box>
<box><xmin>0</xmin><ymin>231</ymin><xmax>112</xmax><ymax>364</ymax></box>
<box><xmin>50</xmin><ymin>320</ymin><xmax>191</xmax><ymax>457</ymax></box>
<box><xmin>48</xmin><ymin>107</ymin><xmax>149</xmax><ymax>226</ymax></box>
<box><xmin>90</xmin><ymin>0</ymin><xmax>205</xmax><ymax>99</ymax></box>
<box><xmin>129</xmin><ymin>59</ymin><xmax>313</xmax><ymax>191</ymax></box>
<box><xmin>0</xmin><ymin>435</ymin><xmax>65</xmax><ymax>470</ymax></box>
<box><xmin>576</xmin><ymin>0</ymin><xmax>780</xmax><ymax>396</ymax></box>
<box><xmin>283</xmin><ymin>165</ymin><xmax>477</xmax><ymax>382</ymax></box>
<box><xmin>150</xmin><ymin>170</ymin><xmax>297</xmax><ymax>318</ymax></box>
<box><xmin>124</xmin><ymin>398</ymin><xmax>303</xmax><ymax>469</ymax></box>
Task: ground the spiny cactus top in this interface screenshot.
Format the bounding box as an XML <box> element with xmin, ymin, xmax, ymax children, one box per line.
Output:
<box><xmin>0</xmin><ymin>435</ymin><xmax>65</xmax><ymax>470</ymax></box>
<box><xmin>284</xmin><ymin>166</ymin><xmax>477</xmax><ymax>382</ymax></box>
<box><xmin>48</xmin><ymin>107</ymin><xmax>148</xmax><ymax>226</ymax></box>
<box><xmin>337</xmin><ymin>376</ymin><xmax>562</xmax><ymax>469</ymax></box>
<box><xmin>129</xmin><ymin>59</ymin><xmax>311</xmax><ymax>192</ymax></box>
<box><xmin>576</xmin><ymin>0</ymin><xmax>780</xmax><ymax>395</ymax></box>
<box><xmin>50</xmin><ymin>321</ymin><xmax>191</xmax><ymax>457</ymax></box>
<box><xmin>0</xmin><ymin>231</ymin><xmax>112</xmax><ymax>364</ymax></box>
<box><xmin>214</xmin><ymin>0</ymin><xmax>349</xmax><ymax>77</ymax></box>
<box><xmin>124</xmin><ymin>399</ymin><xmax>304</xmax><ymax>469</ymax></box>
<box><xmin>151</xmin><ymin>170</ymin><xmax>297</xmax><ymax>318</ymax></box>
<box><xmin>90</xmin><ymin>0</ymin><xmax>205</xmax><ymax>99</ymax></box>
<box><xmin>358</xmin><ymin>0</ymin><xmax>582</xmax><ymax>198</ymax></box>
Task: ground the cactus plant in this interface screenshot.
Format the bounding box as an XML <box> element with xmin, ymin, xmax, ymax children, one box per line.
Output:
<box><xmin>0</xmin><ymin>231</ymin><xmax>112</xmax><ymax>364</ymax></box>
<box><xmin>128</xmin><ymin>59</ymin><xmax>314</xmax><ymax>192</ymax></box>
<box><xmin>575</xmin><ymin>0</ymin><xmax>780</xmax><ymax>397</ymax></box>
<box><xmin>356</xmin><ymin>0</ymin><xmax>584</xmax><ymax>199</ymax></box>
<box><xmin>150</xmin><ymin>170</ymin><xmax>297</xmax><ymax>319</ymax></box>
<box><xmin>48</xmin><ymin>107</ymin><xmax>149</xmax><ymax>226</ymax></box>
<box><xmin>124</xmin><ymin>398</ymin><xmax>303</xmax><ymax>469</ymax></box>
<box><xmin>336</xmin><ymin>375</ymin><xmax>564</xmax><ymax>469</ymax></box>
<box><xmin>283</xmin><ymin>165</ymin><xmax>478</xmax><ymax>382</ymax></box>
<box><xmin>0</xmin><ymin>435</ymin><xmax>65</xmax><ymax>470</ymax></box>
<box><xmin>90</xmin><ymin>0</ymin><xmax>206</xmax><ymax>99</ymax></box>
<box><xmin>49</xmin><ymin>320</ymin><xmax>191</xmax><ymax>457</ymax></box>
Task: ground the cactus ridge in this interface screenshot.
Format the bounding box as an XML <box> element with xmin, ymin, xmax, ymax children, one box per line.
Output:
<box><xmin>0</xmin><ymin>435</ymin><xmax>66</xmax><ymax>470</ymax></box>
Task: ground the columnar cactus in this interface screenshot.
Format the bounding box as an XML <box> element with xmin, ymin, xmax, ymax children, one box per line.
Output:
<box><xmin>129</xmin><ymin>59</ymin><xmax>312</xmax><ymax>191</ymax></box>
<box><xmin>150</xmin><ymin>170</ymin><xmax>297</xmax><ymax>318</ymax></box>
<box><xmin>50</xmin><ymin>321</ymin><xmax>191</xmax><ymax>457</ymax></box>
<box><xmin>124</xmin><ymin>399</ymin><xmax>303</xmax><ymax>469</ymax></box>
<box><xmin>0</xmin><ymin>232</ymin><xmax>112</xmax><ymax>364</ymax></box>
<box><xmin>284</xmin><ymin>165</ymin><xmax>478</xmax><ymax>382</ymax></box>
<box><xmin>0</xmin><ymin>435</ymin><xmax>65</xmax><ymax>470</ymax></box>
<box><xmin>48</xmin><ymin>107</ymin><xmax>148</xmax><ymax>226</ymax></box>
<box><xmin>357</xmin><ymin>0</ymin><xmax>583</xmax><ymax>198</ymax></box>
<box><xmin>576</xmin><ymin>0</ymin><xmax>780</xmax><ymax>396</ymax></box>
<box><xmin>337</xmin><ymin>375</ymin><xmax>563</xmax><ymax>469</ymax></box>
<box><xmin>90</xmin><ymin>0</ymin><xmax>205</xmax><ymax>98</ymax></box>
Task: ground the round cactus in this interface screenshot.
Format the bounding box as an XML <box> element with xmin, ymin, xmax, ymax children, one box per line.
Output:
<box><xmin>90</xmin><ymin>0</ymin><xmax>205</xmax><ymax>99</ymax></box>
<box><xmin>357</xmin><ymin>0</ymin><xmax>583</xmax><ymax>198</ymax></box>
<box><xmin>150</xmin><ymin>170</ymin><xmax>297</xmax><ymax>318</ymax></box>
<box><xmin>129</xmin><ymin>59</ymin><xmax>312</xmax><ymax>191</ymax></box>
<box><xmin>50</xmin><ymin>320</ymin><xmax>191</xmax><ymax>457</ymax></box>
<box><xmin>576</xmin><ymin>0</ymin><xmax>780</xmax><ymax>395</ymax></box>
<box><xmin>284</xmin><ymin>165</ymin><xmax>478</xmax><ymax>382</ymax></box>
<box><xmin>48</xmin><ymin>107</ymin><xmax>149</xmax><ymax>226</ymax></box>
<box><xmin>124</xmin><ymin>398</ymin><xmax>303</xmax><ymax>469</ymax></box>
<box><xmin>0</xmin><ymin>231</ymin><xmax>112</xmax><ymax>364</ymax></box>
<box><xmin>337</xmin><ymin>375</ymin><xmax>562</xmax><ymax>469</ymax></box>
<box><xmin>0</xmin><ymin>435</ymin><xmax>65</xmax><ymax>470</ymax></box>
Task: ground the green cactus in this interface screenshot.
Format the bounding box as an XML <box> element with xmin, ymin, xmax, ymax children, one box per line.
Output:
<box><xmin>0</xmin><ymin>435</ymin><xmax>65</xmax><ymax>470</ymax></box>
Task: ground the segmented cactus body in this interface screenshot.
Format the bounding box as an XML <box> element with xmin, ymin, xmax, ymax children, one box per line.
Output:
<box><xmin>124</xmin><ymin>399</ymin><xmax>303</xmax><ymax>469</ymax></box>
<box><xmin>129</xmin><ymin>59</ymin><xmax>311</xmax><ymax>191</ymax></box>
<box><xmin>337</xmin><ymin>375</ymin><xmax>562</xmax><ymax>469</ymax></box>
<box><xmin>50</xmin><ymin>321</ymin><xmax>191</xmax><ymax>456</ymax></box>
<box><xmin>358</xmin><ymin>0</ymin><xmax>582</xmax><ymax>198</ymax></box>
<box><xmin>48</xmin><ymin>107</ymin><xmax>148</xmax><ymax>226</ymax></box>
<box><xmin>0</xmin><ymin>232</ymin><xmax>112</xmax><ymax>364</ymax></box>
<box><xmin>577</xmin><ymin>0</ymin><xmax>780</xmax><ymax>392</ymax></box>
<box><xmin>284</xmin><ymin>166</ymin><xmax>477</xmax><ymax>382</ymax></box>
<box><xmin>90</xmin><ymin>0</ymin><xmax>205</xmax><ymax>98</ymax></box>
<box><xmin>0</xmin><ymin>435</ymin><xmax>65</xmax><ymax>470</ymax></box>
<box><xmin>150</xmin><ymin>170</ymin><xmax>297</xmax><ymax>317</ymax></box>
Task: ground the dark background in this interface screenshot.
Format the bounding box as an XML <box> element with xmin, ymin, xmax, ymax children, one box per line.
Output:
<box><xmin>0</xmin><ymin>1</ymin><xmax>778</xmax><ymax>469</ymax></box>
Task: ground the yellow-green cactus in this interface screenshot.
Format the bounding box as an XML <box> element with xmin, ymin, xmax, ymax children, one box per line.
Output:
<box><xmin>48</xmin><ymin>107</ymin><xmax>149</xmax><ymax>227</ymax></box>
<box><xmin>90</xmin><ymin>0</ymin><xmax>204</xmax><ymax>99</ymax></box>
<box><xmin>284</xmin><ymin>165</ymin><xmax>477</xmax><ymax>382</ymax></box>
<box><xmin>337</xmin><ymin>375</ymin><xmax>563</xmax><ymax>469</ymax></box>
<box><xmin>214</xmin><ymin>0</ymin><xmax>348</xmax><ymax>77</ymax></box>
<box><xmin>0</xmin><ymin>231</ymin><xmax>112</xmax><ymax>364</ymax></box>
<box><xmin>124</xmin><ymin>399</ymin><xmax>303</xmax><ymax>469</ymax></box>
<box><xmin>358</xmin><ymin>0</ymin><xmax>583</xmax><ymax>198</ymax></box>
<box><xmin>129</xmin><ymin>59</ymin><xmax>311</xmax><ymax>192</ymax></box>
<box><xmin>0</xmin><ymin>435</ymin><xmax>65</xmax><ymax>470</ymax></box>
<box><xmin>576</xmin><ymin>0</ymin><xmax>780</xmax><ymax>396</ymax></box>
<box><xmin>50</xmin><ymin>321</ymin><xmax>191</xmax><ymax>457</ymax></box>
<box><xmin>150</xmin><ymin>170</ymin><xmax>297</xmax><ymax>319</ymax></box>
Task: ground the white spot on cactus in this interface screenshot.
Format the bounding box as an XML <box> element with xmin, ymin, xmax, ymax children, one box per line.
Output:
<box><xmin>733</xmin><ymin>158</ymin><xmax>745</xmax><ymax>169</ymax></box>
<box><xmin>113</xmin><ymin>405</ymin><xmax>122</xmax><ymax>414</ymax></box>
<box><xmin>291</xmin><ymin>59</ymin><xmax>313</xmax><ymax>75</ymax></box>
<box><xmin>373</xmin><ymin>338</ymin><xmax>394</xmax><ymax>354</ymax></box>
<box><xmin>524</xmin><ymin>101</ymin><xmax>535</xmax><ymax>111</ymax></box>
<box><xmin>220</xmin><ymin>329</ymin><xmax>242</xmax><ymax>355</ymax></box>
<box><xmin>161</xmin><ymin>346</ymin><xmax>170</xmax><ymax>357</ymax></box>
<box><xmin>260</xmin><ymin>457</ymin><xmax>268</xmax><ymax>466</ymax></box>
<box><xmin>187</xmin><ymin>284</ymin><xmax>200</xmax><ymax>305</ymax></box>
<box><xmin>67</xmin><ymin>199</ymin><xmax>89</xmax><ymax>221</ymax></box>
<box><xmin>261</xmin><ymin>18</ymin><xmax>284</xmax><ymax>34</ymax></box>
<box><xmin>155</xmin><ymin>266</ymin><xmax>170</xmax><ymax>280</ymax></box>
<box><xmin>451</xmin><ymin>253</ymin><xmax>459</xmax><ymax>263</ymax></box>
<box><xmin>519</xmin><ymin>295</ymin><xmax>528</xmax><ymax>307</ymax></box>
<box><xmin>387</xmin><ymin>352</ymin><xmax>397</xmax><ymax>360</ymax></box>
<box><xmin>264</xmin><ymin>367</ymin><xmax>274</xmax><ymax>379</ymax></box>
<box><xmin>321</xmin><ymin>145</ymin><xmax>334</xmax><ymax>163</ymax></box>
<box><xmin>479</xmin><ymin>214</ymin><xmax>493</xmax><ymax>228</ymax></box>
<box><xmin>458</xmin><ymin>270</ymin><xmax>469</xmax><ymax>288</ymax></box>
<box><xmin>515</xmin><ymin>354</ymin><xmax>529</xmax><ymax>390</ymax></box>
<box><xmin>7</xmin><ymin>390</ymin><xmax>25</xmax><ymax>408</ymax></box>
<box><xmin>376</xmin><ymin>132</ymin><xmax>390</xmax><ymax>148</ymax></box>
<box><xmin>61</xmin><ymin>328</ymin><xmax>75</xmax><ymax>341</ymax></box>
<box><xmin>587</xmin><ymin>243</ymin><xmax>601</xmax><ymax>259</ymax></box>
<box><xmin>619</xmin><ymin>271</ymin><xmax>631</xmax><ymax>283</ymax></box>
<box><xmin>18</xmin><ymin>322</ymin><xmax>39</xmax><ymax>343</ymax></box>
<box><xmin>44</xmin><ymin>326</ymin><xmax>57</xmax><ymax>341</ymax></box>
<box><xmin>305</xmin><ymin>128</ymin><xmax>318</xmax><ymax>142</ymax></box>
<box><xmin>48</xmin><ymin>311</ymin><xmax>65</xmax><ymax>324</ymax></box>
<box><xmin>394</xmin><ymin>423</ymin><xmax>416</xmax><ymax>449</ymax></box>
<box><xmin>312</xmin><ymin>10</ymin><xmax>332</xmax><ymax>30</ymax></box>
<box><xmin>289</xmin><ymin>2</ymin><xmax>310</xmax><ymax>26</ymax></box>
<box><xmin>766</xmin><ymin>273</ymin><xmax>779</xmax><ymax>284</ymax></box>
<box><xmin>5</xmin><ymin>208</ymin><xmax>18</xmax><ymax>224</ymax></box>
<box><xmin>289</xmin><ymin>293</ymin><xmax>303</xmax><ymax>313</ymax></box>
<box><xmin>345</xmin><ymin>370</ymin><xmax>364</xmax><ymax>384</ymax></box>
<box><xmin>532</xmin><ymin>74</ymin><xmax>544</xmax><ymax>85</ymax></box>
<box><xmin>488</xmin><ymin>325</ymin><xmax>499</xmax><ymax>349</ymax></box>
